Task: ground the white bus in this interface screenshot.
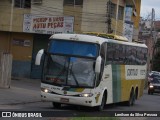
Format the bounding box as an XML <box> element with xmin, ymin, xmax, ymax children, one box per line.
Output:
<box><xmin>35</xmin><ymin>33</ymin><xmax>148</xmax><ymax>111</ymax></box>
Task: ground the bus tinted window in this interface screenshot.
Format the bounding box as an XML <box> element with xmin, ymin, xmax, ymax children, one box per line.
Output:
<box><xmin>106</xmin><ymin>42</ymin><xmax>147</xmax><ymax>65</ymax></box>
<box><xmin>106</xmin><ymin>43</ymin><xmax>114</xmax><ymax>64</ymax></box>
<box><xmin>142</xmin><ymin>48</ymin><xmax>148</xmax><ymax>65</ymax></box>
<box><xmin>119</xmin><ymin>45</ymin><xmax>125</xmax><ymax>64</ymax></box>
<box><xmin>49</xmin><ymin>40</ymin><xmax>99</xmax><ymax>58</ymax></box>
<box><xmin>114</xmin><ymin>44</ymin><xmax>120</xmax><ymax>63</ymax></box>
<box><xmin>136</xmin><ymin>47</ymin><xmax>141</xmax><ymax>65</ymax></box>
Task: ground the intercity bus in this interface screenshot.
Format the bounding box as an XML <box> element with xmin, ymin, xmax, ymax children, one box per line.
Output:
<box><xmin>35</xmin><ymin>33</ymin><xmax>148</xmax><ymax>111</ymax></box>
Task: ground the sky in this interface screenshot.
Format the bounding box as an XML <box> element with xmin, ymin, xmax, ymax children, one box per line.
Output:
<box><xmin>141</xmin><ymin>0</ymin><xmax>160</xmax><ymax>20</ymax></box>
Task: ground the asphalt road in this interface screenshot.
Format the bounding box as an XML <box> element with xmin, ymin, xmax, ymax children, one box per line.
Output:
<box><xmin>1</xmin><ymin>79</ymin><xmax>160</xmax><ymax>120</ymax></box>
<box><xmin>1</xmin><ymin>89</ymin><xmax>160</xmax><ymax>116</ymax></box>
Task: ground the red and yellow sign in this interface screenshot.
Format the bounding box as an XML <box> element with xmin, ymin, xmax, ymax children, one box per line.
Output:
<box><xmin>23</xmin><ymin>14</ymin><xmax>74</xmax><ymax>34</ymax></box>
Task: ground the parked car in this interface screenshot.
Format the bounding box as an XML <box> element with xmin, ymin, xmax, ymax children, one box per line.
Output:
<box><xmin>148</xmin><ymin>74</ymin><xmax>160</xmax><ymax>95</ymax></box>
<box><xmin>148</xmin><ymin>71</ymin><xmax>160</xmax><ymax>85</ymax></box>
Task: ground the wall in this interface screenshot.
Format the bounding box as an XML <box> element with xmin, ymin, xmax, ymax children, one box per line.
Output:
<box><xmin>81</xmin><ymin>0</ymin><xmax>107</xmax><ymax>33</ymax></box>
<box><xmin>132</xmin><ymin>0</ymin><xmax>141</xmax><ymax>40</ymax></box>
<box><xmin>112</xmin><ymin>0</ymin><xmax>125</xmax><ymax>35</ymax></box>
<box><xmin>0</xmin><ymin>0</ymin><xmax>12</xmax><ymax>31</ymax></box>
<box><xmin>11</xmin><ymin>8</ymin><xmax>31</xmax><ymax>32</ymax></box>
<box><xmin>112</xmin><ymin>19</ymin><xmax>124</xmax><ymax>36</ymax></box>
<box><xmin>63</xmin><ymin>5</ymin><xmax>82</xmax><ymax>33</ymax></box>
<box><xmin>0</xmin><ymin>31</ymin><xmax>33</xmax><ymax>78</ymax></box>
<box><xmin>31</xmin><ymin>0</ymin><xmax>63</xmax><ymax>16</ymax></box>
<box><xmin>0</xmin><ymin>0</ymin><xmax>30</xmax><ymax>32</ymax></box>
<box><xmin>10</xmin><ymin>32</ymin><xmax>33</xmax><ymax>78</ymax></box>
<box><xmin>0</xmin><ymin>31</ymin><xmax>10</xmax><ymax>52</ymax></box>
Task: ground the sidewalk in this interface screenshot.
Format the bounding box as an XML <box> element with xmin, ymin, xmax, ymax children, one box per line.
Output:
<box><xmin>0</xmin><ymin>77</ymin><xmax>41</xmax><ymax>105</ymax></box>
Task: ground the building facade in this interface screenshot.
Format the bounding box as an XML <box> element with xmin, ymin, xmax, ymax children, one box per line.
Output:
<box><xmin>0</xmin><ymin>0</ymin><xmax>33</xmax><ymax>78</ymax></box>
<box><xmin>0</xmin><ymin>0</ymin><xmax>141</xmax><ymax>78</ymax></box>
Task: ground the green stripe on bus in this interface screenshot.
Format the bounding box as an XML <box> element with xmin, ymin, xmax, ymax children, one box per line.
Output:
<box><xmin>69</xmin><ymin>88</ymin><xmax>84</xmax><ymax>92</ymax></box>
<box><xmin>117</xmin><ymin>65</ymin><xmax>121</xmax><ymax>102</ymax></box>
<box><xmin>112</xmin><ymin>65</ymin><xmax>121</xmax><ymax>103</ymax></box>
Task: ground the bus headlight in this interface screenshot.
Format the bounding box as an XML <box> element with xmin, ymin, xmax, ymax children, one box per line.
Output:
<box><xmin>149</xmin><ymin>85</ymin><xmax>154</xmax><ymax>88</ymax></box>
<box><xmin>80</xmin><ymin>93</ymin><xmax>93</xmax><ymax>97</ymax></box>
<box><xmin>41</xmin><ymin>88</ymin><xmax>51</xmax><ymax>93</ymax></box>
<box><xmin>44</xmin><ymin>89</ymin><xmax>49</xmax><ymax>93</ymax></box>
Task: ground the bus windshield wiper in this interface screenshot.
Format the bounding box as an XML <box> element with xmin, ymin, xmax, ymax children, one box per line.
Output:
<box><xmin>68</xmin><ymin>63</ymin><xmax>79</xmax><ymax>86</ymax></box>
<box><xmin>54</xmin><ymin>57</ymin><xmax>68</xmax><ymax>79</ymax></box>
<box><xmin>70</xmin><ymin>69</ymin><xmax>79</xmax><ymax>86</ymax></box>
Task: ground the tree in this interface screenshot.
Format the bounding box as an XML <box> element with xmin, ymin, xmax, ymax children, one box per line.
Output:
<box><xmin>152</xmin><ymin>39</ymin><xmax>160</xmax><ymax>72</ymax></box>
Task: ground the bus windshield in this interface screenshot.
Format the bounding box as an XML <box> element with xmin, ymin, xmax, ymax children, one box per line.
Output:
<box><xmin>42</xmin><ymin>40</ymin><xmax>99</xmax><ymax>87</ymax></box>
<box><xmin>48</xmin><ymin>40</ymin><xmax>99</xmax><ymax>58</ymax></box>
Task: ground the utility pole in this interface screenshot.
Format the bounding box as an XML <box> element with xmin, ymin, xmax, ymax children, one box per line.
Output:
<box><xmin>107</xmin><ymin>0</ymin><xmax>112</xmax><ymax>33</ymax></box>
<box><xmin>151</xmin><ymin>8</ymin><xmax>157</xmax><ymax>71</ymax></box>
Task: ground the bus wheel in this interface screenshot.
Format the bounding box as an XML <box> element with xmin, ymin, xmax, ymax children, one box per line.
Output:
<box><xmin>132</xmin><ymin>93</ymin><xmax>136</xmax><ymax>105</ymax></box>
<box><xmin>52</xmin><ymin>102</ymin><xmax>61</xmax><ymax>109</ymax></box>
<box><xmin>127</xmin><ymin>90</ymin><xmax>134</xmax><ymax>106</ymax></box>
<box><xmin>97</xmin><ymin>93</ymin><xmax>106</xmax><ymax>111</ymax></box>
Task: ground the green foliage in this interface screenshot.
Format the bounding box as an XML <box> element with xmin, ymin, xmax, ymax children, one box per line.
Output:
<box><xmin>156</xmin><ymin>40</ymin><xmax>160</xmax><ymax>47</ymax></box>
<box><xmin>152</xmin><ymin>39</ymin><xmax>160</xmax><ymax>71</ymax></box>
<box><xmin>153</xmin><ymin>52</ymin><xmax>160</xmax><ymax>72</ymax></box>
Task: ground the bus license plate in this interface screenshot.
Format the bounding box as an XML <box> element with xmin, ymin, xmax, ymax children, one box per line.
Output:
<box><xmin>60</xmin><ymin>98</ymin><xmax>69</xmax><ymax>103</ymax></box>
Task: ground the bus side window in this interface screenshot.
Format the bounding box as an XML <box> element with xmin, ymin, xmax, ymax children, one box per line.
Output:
<box><xmin>132</xmin><ymin>46</ymin><xmax>137</xmax><ymax>65</ymax></box>
<box><xmin>136</xmin><ymin>47</ymin><xmax>140</xmax><ymax>65</ymax></box>
<box><xmin>130</xmin><ymin>46</ymin><xmax>134</xmax><ymax>65</ymax></box>
<box><xmin>114</xmin><ymin>44</ymin><xmax>120</xmax><ymax>64</ymax></box>
<box><xmin>142</xmin><ymin>48</ymin><xmax>147</xmax><ymax>65</ymax></box>
<box><xmin>144</xmin><ymin>48</ymin><xmax>148</xmax><ymax>64</ymax></box>
<box><xmin>119</xmin><ymin>45</ymin><xmax>125</xmax><ymax>64</ymax></box>
<box><xmin>139</xmin><ymin>48</ymin><xmax>143</xmax><ymax>65</ymax></box>
<box><xmin>106</xmin><ymin>43</ymin><xmax>113</xmax><ymax>64</ymax></box>
<box><xmin>126</xmin><ymin>46</ymin><xmax>132</xmax><ymax>65</ymax></box>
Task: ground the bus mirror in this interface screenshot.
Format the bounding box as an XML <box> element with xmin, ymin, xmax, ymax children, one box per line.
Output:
<box><xmin>95</xmin><ymin>56</ymin><xmax>102</xmax><ymax>73</ymax></box>
<box><xmin>35</xmin><ymin>49</ymin><xmax>44</xmax><ymax>65</ymax></box>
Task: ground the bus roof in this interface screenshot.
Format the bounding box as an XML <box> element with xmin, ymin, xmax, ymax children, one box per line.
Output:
<box><xmin>50</xmin><ymin>33</ymin><xmax>147</xmax><ymax>48</ymax></box>
<box><xmin>83</xmin><ymin>32</ymin><xmax>128</xmax><ymax>42</ymax></box>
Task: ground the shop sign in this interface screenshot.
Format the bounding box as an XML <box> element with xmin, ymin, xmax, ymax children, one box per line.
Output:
<box><xmin>23</xmin><ymin>14</ymin><xmax>74</xmax><ymax>34</ymax></box>
<box><xmin>12</xmin><ymin>39</ymin><xmax>31</xmax><ymax>47</ymax></box>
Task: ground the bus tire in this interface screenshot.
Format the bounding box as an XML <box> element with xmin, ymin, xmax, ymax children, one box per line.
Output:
<box><xmin>96</xmin><ymin>93</ymin><xmax>107</xmax><ymax>111</ymax></box>
<box><xmin>132</xmin><ymin>93</ymin><xmax>136</xmax><ymax>105</ymax></box>
<box><xmin>127</xmin><ymin>89</ymin><xmax>134</xmax><ymax>106</ymax></box>
<box><xmin>52</xmin><ymin>102</ymin><xmax>61</xmax><ymax>109</ymax></box>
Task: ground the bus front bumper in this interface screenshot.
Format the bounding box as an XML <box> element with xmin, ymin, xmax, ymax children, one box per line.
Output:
<box><xmin>41</xmin><ymin>92</ymin><xmax>98</xmax><ymax>107</ymax></box>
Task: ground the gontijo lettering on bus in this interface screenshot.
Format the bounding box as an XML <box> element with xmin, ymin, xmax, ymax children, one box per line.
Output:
<box><xmin>125</xmin><ymin>66</ymin><xmax>146</xmax><ymax>80</ymax></box>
